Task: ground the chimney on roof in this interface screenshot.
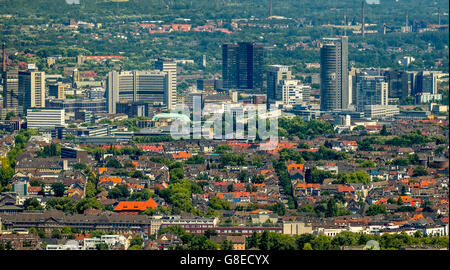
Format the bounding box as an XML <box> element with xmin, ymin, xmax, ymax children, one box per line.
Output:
<box><xmin>361</xmin><ymin>1</ymin><xmax>365</xmax><ymax>38</ymax></box>
<box><xmin>2</xmin><ymin>42</ymin><xmax>5</xmax><ymax>73</ymax></box>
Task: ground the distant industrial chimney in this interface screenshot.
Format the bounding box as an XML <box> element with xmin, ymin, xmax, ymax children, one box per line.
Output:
<box><xmin>438</xmin><ymin>7</ymin><xmax>441</xmax><ymax>25</ymax></box>
<box><xmin>2</xmin><ymin>42</ymin><xmax>5</xmax><ymax>73</ymax></box>
<box><xmin>361</xmin><ymin>1</ymin><xmax>365</xmax><ymax>38</ymax></box>
<box><xmin>269</xmin><ymin>0</ymin><xmax>273</xmax><ymax>17</ymax></box>
<box><xmin>406</xmin><ymin>10</ymin><xmax>408</xmax><ymax>28</ymax></box>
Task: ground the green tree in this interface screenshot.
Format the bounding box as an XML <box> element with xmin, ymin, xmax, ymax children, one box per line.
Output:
<box><xmin>215</xmin><ymin>144</ymin><xmax>231</xmax><ymax>154</ymax></box>
<box><xmin>130</xmin><ymin>189</ymin><xmax>153</xmax><ymax>201</ymax></box>
<box><xmin>259</xmin><ymin>231</ymin><xmax>270</xmax><ymax>250</ymax></box>
<box><xmin>220</xmin><ymin>240</ymin><xmax>234</xmax><ymax>250</ymax></box>
<box><xmin>46</xmin><ymin>198</ymin><xmax>76</xmax><ymax>213</ymax></box>
<box><xmin>170</xmin><ymin>167</ymin><xmax>185</xmax><ymax>183</ymax></box>
<box><xmin>185</xmin><ymin>155</ymin><xmax>205</xmax><ymax>164</ymax></box>
<box><xmin>129</xmin><ymin>235</ymin><xmax>144</xmax><ymax>247</ymax></box>
<box><xmin>28</xmin><ymin>227</ymin><xmax>38</xmax><ymax>234</ymax></box>
<box><xmin>0</xmin><ymin>162</ymin><xmax>14</xmax><ymax>188</ymax></box>
<box><xmin>311</xmin><ymin>235</ymin><xmax>334</xmax><ymax>250</ymax></box>
<box><xmin>188</xmin><ymin>235</ymin><xmax>218</xmax><ymax>250</ymax></box>
<box><xmin>325</xmin><ymin>198</ymin><xmax>339</xmax><ymax>218</ymax></box>
<box><xmin>23</xmin><ymin>198</ymin><xmax>43</xmax><ymax>211</ymax></box>
<box><xmin>61</xmin><ymin>226</ymin><xmax>73</xmax><ymax>234</ymax></box>
<box><xmin>380</xmin><ymin>125</ymin><xmax>390</xmax><ymax>136</ymax></box>
<box><xmin>5</xmin><ymin>111</ymin><xmax>16</xmax><ymax>120</ymax></box>
<box><xmin>108</xmin><ymin>184</ymin><xmax>130</xmax><ymax>199</ymax></box>
<box><xmin>128</xmin><ymin>245</ymin><xmax>143</xmax><ymax>250</ymax></box>
<box><xmin>208</xmin><ymin>196</ymin><xmax>232</xmax><ymax>210</ymax></box>
<box><xmin>85</xmin><ymin>181</ymin><xmax>97</xmax><ymax>199</ymax></box>
<box><xmin>51</xmin><ymin>228</ymin><xmax>62</xmax><ymax>239</ymax></box>
<box><xmin>106</xmin><ymin>159</ymin><xmax>122</xmax><ymax>168</ymax></box>
<box><xmin>412</xmin><ymin>166</ymin><xmax>428</xmax><ymax>177</ymax></box>
<box><xmin>75</xmin><ymin>198</ymin><xmax>104</xmax><ymax>214</ymax></box>
<box><xmin>251</xmin><ymin>174</ymin><xmax>265</xmax><ymax>184</ymax></box>
<box><xmin>51</xmin><ymin>182</ymin><xmax>66</xmax><ymax>197</ymax></box>
<box><xmin>366</xmin><ymin>204</ymin><xmax>387</xmax><ymax>216</ymax></box>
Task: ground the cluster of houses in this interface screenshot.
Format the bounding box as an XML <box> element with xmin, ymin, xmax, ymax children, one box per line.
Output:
<box><xmin>139</xmin><ymin>22</ymin><xmax>232</xmax><ymax>34</ymax></box>
<box><xmin>0</xmin><ymin>117</ymin><xmax>448</xmax><ymax>250</ymax></box>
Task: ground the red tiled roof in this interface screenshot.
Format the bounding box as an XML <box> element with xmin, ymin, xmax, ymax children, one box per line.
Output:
<box><xmin>287</xmin><ymin>164</ymin><xmax>304</xmax><ymax>172</ymax></box>
<box><xmin>99</xmin><ymin>176</ymin><xmax>122</xmax><ymax>185</ymax></box>
<box><xmin>138</xmin><ymin>145</ymin><xmax>164</xmax><ymax>152</ymax></box>
<box><xmin>114</xmin><ymin>198</ymin><xmax>157</xmax><ymax>212</ymax></box>
<box><xmin>172</xmin><ymin>152</ymin><xmax>192</xmax><ymax>159</ymax></box>
<box><xmin>338</xmin><ymin>185</ymin><xmax>355</xmax><ymax>193</ymax></box>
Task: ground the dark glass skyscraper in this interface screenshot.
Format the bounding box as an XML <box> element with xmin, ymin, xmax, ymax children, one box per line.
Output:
<box><xmin>222</xmin><ymin>42</ymin><xmax>263</xmax><ymax>92</ymax></box>
<box><xmin>384</xmin><ymin>70</ymin><xmax>409</xmax><ymax>99</ymax></box>
<box><xmin>320</xmin><ymin>37</ymin><xmax>349</xmax><ymax>111</ymax></box>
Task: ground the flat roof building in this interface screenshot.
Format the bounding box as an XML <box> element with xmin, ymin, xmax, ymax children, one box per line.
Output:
<box><xmin>26</xmin><ymin>108</ymin><xmax>65</xmax><ymax>129</ymax></box>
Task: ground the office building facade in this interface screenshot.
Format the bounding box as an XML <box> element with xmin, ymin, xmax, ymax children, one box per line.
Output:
<box><xmin>47</xmin><ymin>98</ymin><xmax>106</xmax><ymax>113</ymax></box>
<box><xmin>364</xmin><ymin>105</ymin><xmax>400</xmax><ymax>119</ymax></box>
<box><xmin>49</xmin><ymin>82</ymin><xmax>65</xmax><ymax>99</ymax></box>
<box><xmin>155</xmin><ymin>59</ymin><xmax>177</xmax><ymax>110</ymax></box>
<box><xmin>26</xmin><ymin>108</ymin><xmax>65</xmax><ymax>128</ymax></box>
<box><xmin>356</xmin><ymin>75</ymin><xmax>389</xmax><ymax>112</ymax></box>
<box><xmin>2</xmin><ymin>70</ymin><xmax>20</xmax><ymax>115</ymax></box>
<box><xmin>267</xmin><ymin>65</ymin><xmax>292</xmax><ymax>104</ymax></box>
<box><xmin>19</xmin><ymin>70</ymin><xmax>45</xmax><ymax>111</ymax></box>
<box><xmin>106</xmin><ymin>70</ymin><xmax>169</xmax><ymax>114</ymax></box>
<box><xmin>384</xmin><ymin>70</ymin><xmax>409</xmax><ymax>99</ymax></box>
<box><xmin>222</xmin><ymin>42</ymin><xmax>263</xmax><ymax>92</ymax></box>
<box><xmin>320</xmin><ymin>37</ymin><xmax>349</xmax><ymax>111</ymax></box>
<box><xmin>280</xmin><ymin>80</ymin><xmax>311</xmax><ymax>107</ymax></box>
<box><xmin>415</xmin><ymin>71</ymin><xmax>438</xmax><ymax>95</ymax></box>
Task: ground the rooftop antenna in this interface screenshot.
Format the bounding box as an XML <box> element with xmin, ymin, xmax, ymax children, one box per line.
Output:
<box><xmin>344</xmin><ymin>12</ymin><xmax>347</xmax><ymax>36</ymax></box>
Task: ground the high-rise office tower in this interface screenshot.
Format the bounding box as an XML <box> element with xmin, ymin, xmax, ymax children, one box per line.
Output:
<box><xmin>267</xmin><ymin>65</ymin><xmax>293</xmax><ymax>104</ymax></box>
<box><xmin>222</xmin><ymin>43</ymin><xmax>239</xmax><ymax>90</ymax></box>
<box><xmin>155</xmin><ymin>58</ymin><xmax>177</xmax><ymax>110</ymax></box>
<box><xmin>49</xmin><ymin>82</ymin><xmax>65</xmax><ymax>99</ymax></box>
<box><xmin>348</xmin><ymin>68</ymin><xmax>361</xmax><ymax>107</ymax></box>
<box><xmin>2</xmin><ymin>69</ymin><xmax>20</xmax><ymax>114</ymax></box>
<box><xmin>222</xmin><ymin>42</ymin><xmax>264</xmax><ymax>92</ymax></box>
<box><xmin>356</xmin><ymin>75</ymin><xmax>389</xmax><ymax>112</ymax></box>
<box><xmin>106</xmin><ymin>70</ymin><xmax>168</xmax><ymax>114</ymax></box>
<box><xmin>415</xmin><ymin>71</ymin><xmax>438</xmax><ymax>95</ymax></box>
<box><xmin>320</xmin><ymin>36</ymin><xmax>349</xmax><ymax>111</ymax></box>
<box><xmin>2</xmin><ymin>42</ymin><xmax>22</xmax><ymax>116</ymax></box>
<box><xmin>19</xmin><ymin>70</ymin><xmax>46</xmax><ymax>112</ymax></box>
<box><xmin>384</xmin><ymin>70</ymin><xmax>409</xmax><ymax>99</ymax></box>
